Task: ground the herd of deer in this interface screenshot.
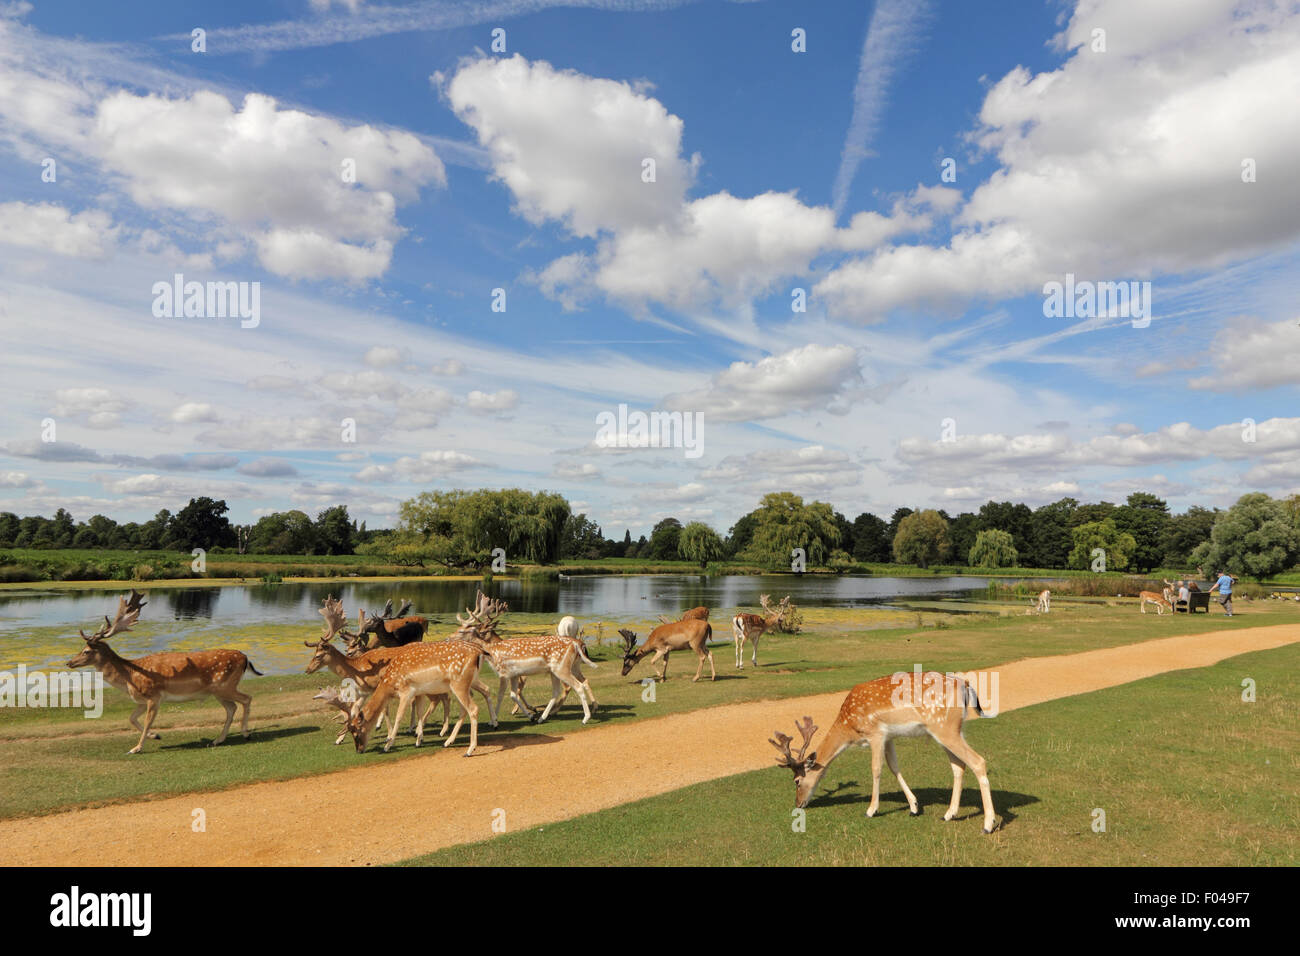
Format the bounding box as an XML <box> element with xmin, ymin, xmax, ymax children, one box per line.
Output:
<box><xmin>64</xmin><ymin>588</ymin><xmax>1000</xmax><ymax>832</ymax></box>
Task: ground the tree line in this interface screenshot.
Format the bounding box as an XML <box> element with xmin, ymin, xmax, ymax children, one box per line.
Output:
<box><xmin>4</xmin><ymin>488</ymin><xmax>1298</xmax><ymax>579</ymax></box>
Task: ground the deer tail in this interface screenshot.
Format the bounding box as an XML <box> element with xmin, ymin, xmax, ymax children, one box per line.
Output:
<box><xmin>245</xmin><ymin>658</ymin><xmax>264</xmax><ymax>676</ymax></box>
<box><xmin>963</xmin><ymin>682</ymin><xmax>985</xmax><ymax>717</ymax></box>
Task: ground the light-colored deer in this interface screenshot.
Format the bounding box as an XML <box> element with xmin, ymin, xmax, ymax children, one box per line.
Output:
<box><xmin>618</xmin><ymin>618</ymin><xmax>715</xmax><ymax>682</ymax></box>
<box><xmin>67</xmin><ymin>590</ymin><xmax>262</xmax><ymax>754</ymax></box>
<box><xmin>771</xmin><ymin>671</ymin><xmax>997</xmax><ymax>833</ymax></box>
<box><xmin>457</xmin><ymin>593</ymin><xmax>599</xmax><ymax>724</ymax></box>
<box><xmin>1139</xmin><ymin>589</ymin><xmax>1172</xmax><ymax>614</ymax></box>
<box><xmin>1035</xmin><ymin>589</ymin><xmax>1050</xmax><ymax>613</ymax></box>
<box><xmin>731</xmin><ymin>594</ymin><xmax>791</xmax><ymax>669</ymax></box>
<box><xmin>305</xmin><ymin>596</ymin><xmax>496</xmax><ymax>743</ymax></box>
<box><xmin>319</xmin><ymin>638</ymin><xmax>488</xmax><ymax>755</ymax></box>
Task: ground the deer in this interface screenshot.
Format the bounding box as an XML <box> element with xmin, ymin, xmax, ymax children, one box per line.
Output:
<box><xmin>771</xmin><ymin>671</ymin><xmax>997</xmax><ymax>834</ymax></box>
<box><xmin>657</xmin><ymin>606</ymin><xmax>709</xmax><ymax>625</ymax></box>
<box><xmin>456</xmin><ymin>592</ymin><xmax>599</xmax><ymax>724</ymax></box>
<box><xmin>318</xmin><ymin>637</ymin><xmax>488</xmax><ymax>755</ymax></box>
<box><xmin>618</xmin><ymin>618</ymin><xmax>715</xmax><ymax>683</ymax></box>
<box><xmin>66</xmin><ymin>590</ymin><xmax>262</xmax><ymax>754</ymax></box>
<box><xmin>1139</xmin><ymin>589</ymin><xmax>1173</xmax><ymax>614</ymax></box>
<box><xmin>305</xmin><ymin>596</ymin><xmax>496</xmax><ymax>743</ymax></box>
<box><xmin>353</xmin><ymin>598</ymin><xmax>428</xmax><ymax>651</ymax></box>
<box><xmin>511</xmin><ymin>614</ymin><xmax>588</xmax><ymax>715</ymax></box>
<box><xmin>1035</xmin><ymin>589</ymin><xmax>1050</xmax><ymax>613</ymax></box>
<box><xmin>731</xmin><ymin>594</ymin><xmax>790</xmax><ymax>669</ymax></box>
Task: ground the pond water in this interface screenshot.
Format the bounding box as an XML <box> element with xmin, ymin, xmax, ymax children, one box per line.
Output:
<box><xmin>0</xmin><ymin>574</ymin><xmax>998</xmax><ymax>674</ymax></box>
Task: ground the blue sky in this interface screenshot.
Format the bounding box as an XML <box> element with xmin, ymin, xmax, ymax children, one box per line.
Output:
<box><xmin>1</xmin><ymin>0</ymin><xmax>1298</xmax><ymax>537</ymax></box>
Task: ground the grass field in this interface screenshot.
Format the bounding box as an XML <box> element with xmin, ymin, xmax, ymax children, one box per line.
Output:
<box><xmin>1</xmin><ymin>599</ymin><xmax>1296</xmax><ymax>824</ymax></box>
<box><xmin>401</xmin><ymin>643</ymin><xmax>1299</xmax><ymax>866</ymax></box>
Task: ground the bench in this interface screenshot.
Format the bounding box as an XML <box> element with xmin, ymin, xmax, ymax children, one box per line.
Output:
<box><xmin>1175</xmin><ymin>591</ymin><xmax>1211</xmax><ymax>613</ymax></box>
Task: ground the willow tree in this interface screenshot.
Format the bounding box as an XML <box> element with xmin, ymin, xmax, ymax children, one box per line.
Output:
<box><xmin>741</xmin><ymin>492</ymin><xmax>840</xmax><ymax>568</ymax></box>
<box><xmin>678</xmin><ymin>521</ymin><xmax>725</xmax><ymax>569</ymax></box>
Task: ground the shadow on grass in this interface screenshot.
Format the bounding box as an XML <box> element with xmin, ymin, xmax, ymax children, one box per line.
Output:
<box><xmin>160</xmin><ymin>725</ymin><xmax>318</xmax><ymax>750</ymax></box>
<box><xmin>811</xmin><ymin>781</ymin><xmax>1038</xmax><ymax>829</ymax></box>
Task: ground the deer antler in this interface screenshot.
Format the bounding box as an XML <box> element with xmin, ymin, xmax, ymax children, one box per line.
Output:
<box><xmin>769</xmin><ymin>716</ymin><xmax>818</xmax><ymax>771</ymax></box>
<box><xmin>455</xmin><ymin>590</ymin><xmax>507</xmax><ymax>639</ymax></box>
<box><xmin>309</xmin><ymin>594</ymin><xmax>349</xmax><ymax>648</ymax></box>
<box><xmin>617</xmin><ymin>628</ymin><xmax>639</xmax><ymax>654</ymax></box>
<box><xmin>759</xmin><ymin>593</ymin><xmax>772</xmax><ymax>611</ymax></box>
<box><xmin>83</xmin><ymin>589</ymin><xmax>147</xmax><ymax>642</ymax></box>
<box><xmin>394</xmin><ymin>599</ymin><xmax>413</xmax><ymax>618</ymax></box>
<box><xmin>379</xmin><ymin>598</ymin><xmax>395</xmax><ymax>620</ymax></box>
<box><xmin>313</xmin><ymin>687</ymin><xmax>355</xmax><ymax>717</ymax></box>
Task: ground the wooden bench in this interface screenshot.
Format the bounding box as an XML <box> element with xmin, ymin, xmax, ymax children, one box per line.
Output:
<box><xmin>1175</xmin><ymin>591</ymin><xmax>1211</xmax><ymax>613</ymax></box>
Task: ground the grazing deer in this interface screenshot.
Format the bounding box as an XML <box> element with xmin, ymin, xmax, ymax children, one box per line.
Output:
<box><xmin>731</xmin><ymin>594</ymin><xmax>790</xmax><ymax>669</ymax></box>
<box><xmin>1139</xmin><ymin>589</ymin><xmax>1172</xmax><ymax>614</ymax></box>
<box><xmin>320</xmin><ymin>639</ymin><xmax>488</xmax><ymax>755</ymax></box>
<box><xmin>457</xmin><ymin>592</ymin><xmax>599</xmax><ymax>724</ymax></box>
<box><xmin>619</xmin><ymin>618</ymin><xmax>715</xmax><ymax>683</ymax></box>
<box><xmin>771</xmin><ymin>672</ymin><xmax>997</xmax><ymax>833</ymax></box>
<box><xmin>66</xmin><ymin>590</ymin><xmax>262</xmax><ymax>754</ymax></box>
<box><xmin>1035</xmin><ymin>589</ymin><xmax>1050</xmax><ymax>613</ymax></box>
<box><xmin>305</xmin><ymin>596</ymin><xmax>496</xmax><ymax>743</ymax></box>
<box><xmin>355</xmin><ymin>598</ymin><xmax>428</xmax><ymax>650</ymax></box>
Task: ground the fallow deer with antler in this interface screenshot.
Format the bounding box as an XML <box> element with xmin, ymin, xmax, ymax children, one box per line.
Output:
<box><xmin>619</xmin><ymin>617</ymin><xmax>715</xmax><ymax>683</ymax></box>
<box><xmin>354</xmin><ymin>597</ymin><xmax>428</xmax><ymax>651</ymax></box>
<box><xmin>305</xmin><ymin>596</ymin><xmax>496</xmax><ymax>743</ymax></box>
<box><xmin>731</xmin><ymin>594</ymin><xmax>790</xmax><ymax>669</ymax></box>
<box><xmin>770</xmin><ymin>671</ymin><xmax>997</xmax><ymax>833</ymax></box>
<box><xmin>456</xmin><ymin>592</ymin><xmax>599</xmax><ymax>724</ymax></box>
<box><xmin>320</xmin><ymin>635</ymin><xmax>489</xmax><ymax>755</ymax></box>
<box><xmin>67</xmin><ymin>590</ymin><xmax>263</xmax><ymax>754</ymax></box>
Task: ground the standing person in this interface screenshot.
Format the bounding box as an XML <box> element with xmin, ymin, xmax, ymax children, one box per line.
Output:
<box><xmin>1210</xmin><ymin>570</ymin><xmax>1237</xmax><ymax>617</ymax></box>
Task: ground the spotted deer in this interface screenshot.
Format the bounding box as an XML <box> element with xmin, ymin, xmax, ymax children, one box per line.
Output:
<box><xmin>731</xmin><ymin>594</ymin><xmax>791</xmax><ymax>669</ymax></box>
<box><xmin>619</xmin><ymin>617</ymin><xmax>715</xmax><ymax>683</ymax></box>
<box><xmin>66</xmin><ymin>590</ymin><xmax>262</xmax><ymax>754</ymax></box>
<box><xmin>305</xmin><ymin>596</ymin><xmax>495</xmax><ymax>743</ymax></box>
<box><xmin>771</xmin><ymin>671</ymin><xmax>997</xmax><ymax>833</ymax></box>
<box><xmin>456</xmin><ymin>592</ymin><xmax>599</xmax><ymax>724</ymax></box>
<box><xmin>320</xmin><ymin>638</ymin><xmax>488</xmax><ymax>755</ymax></box>
<box><xmin>1139</xmin><ymin>589</ymin><xmax>1173</xmax><ymax>614</ymax></box>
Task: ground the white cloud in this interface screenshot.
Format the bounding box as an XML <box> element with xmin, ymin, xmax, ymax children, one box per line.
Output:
<box><xmin>665</xmin><ymin>344</ymin><xmax>864</xmax><ymax>422</ymax></box>
<box><xmin>1188</xmin><ymin>318</ymin><xmax>1300</xmax><ymax>391</ymax></box>
<box><xmin>363</xmin><ymin>346</ymin><xmax>405</xmax><ymax>368</ymax></box>
<box><xmin>354</xmin><ymin>449</ymin><xmax>484</xmax><ymax>483</ymax></box>
<box><xmin>465</xmin><ymin>389</ymin><xmax>519</xmax><ymax>413</ymax></box>
<box><xmin>817</xmin><ymin>1</ymin><xmax>1300</xmax><ymax>321</ymax></box>
<box><xmin>51</xmin><ymin>387</ymin><xmax>128</xmax><ymax>427</ymax></box>
<box><xmin>237</xmin><ymin>458</ymin><xmax>299</xmax><ymax>477</ymax></box>
<box><xmin>170</xmin><ymin>402</ymin><xmax>220</xmax><ymax>424</ymax></box>
<box><xmin>0</xmin><ymin>202</ymin><xmax>115</xmax><ymax>258</ymax></box>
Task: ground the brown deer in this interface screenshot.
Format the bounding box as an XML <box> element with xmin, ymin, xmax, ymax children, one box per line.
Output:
<box><xmin>658</xmin><ymin>606</ymin><xmax>709</xmax><ymax>625</ymax></box>
<box><xmin>619</xmin><ymin>618</ymin><xmax>715</xmax><ymax>683</ymax></box>
<box><xmin>771</xmin><ymin>671</ymin><xmax>997</xmax><ymax>833</ymax></box>
<box><xmin>66</xmin><ymin>590</ymin><xmax>262</xmax><ymax>754</ymax></box>
<box><xmin>455</xmin><ymin>592</ymin><xmax>599</xmax><ymax>724</ymax></box>
<box><xmin>731</xmin><ymin>594</ymin><xmax>791</xmax><ymax>669</ymax></box>
<box><xmin>354</xmin><ymin>598</ymin><xmax>428</xmax><ymax>650</ymax></box>
<box><xmin>1139</xmin><ymin>589</ymin><xmax>1173</xmax><ymax>614</ymax></box>
<box><xmin>305</xmin><ymin>596</ymin><xmax>496</xmax><ymax>743</ymax></box>
<box><xmin>320</xmin><ymin>638</ymin><xmax>488</xmax><ymax>755</ymax></box>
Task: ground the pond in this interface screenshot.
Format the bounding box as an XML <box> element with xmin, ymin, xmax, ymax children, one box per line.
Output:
<box><xmin>0</xmin><ymin>574</ymin><xmax>999</xmax><ymax>674</ymax></box>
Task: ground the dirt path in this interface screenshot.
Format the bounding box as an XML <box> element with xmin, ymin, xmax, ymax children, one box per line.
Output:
<box><xmin>1</xmin><ymin>624</ymin><xmax>1294</xmax><ymax>866</ymax></box>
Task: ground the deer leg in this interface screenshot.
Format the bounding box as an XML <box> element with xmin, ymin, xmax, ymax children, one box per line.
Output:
<box><xmin>229</xmin><ymin>688</ymin><xmax>253</xmax><ymax>738</ymax></box>
<box><xmin>941</xmin><ymin>746</ymin><xmax>966</xmax><ymax>821</ymax></box>
<box><xmin>570</xmin><ymin>663</ymin><xmax>597</xmax><ymax>711</ymax></box>
<box><xmin>471</xmin><ymin>677</ymin><xmax>498</xmax><ymax>728</ymax></box>
<box><xmin>129</xmin><ymin>701</ymin><xmax>160</xmax><ymax>740</ymax></box>
<box><xmin>885</xmin><ymin>740</ymin><xmax>919</xmax><ymax>815</ymax></box>
<box><xmin>444</xmin><ymin>683</ymin><xmax>478</xmax><ymax>756</ymax></box>
<box><xmin>212</xmin><ymin>698</ymin><xmax>236</xmax><ymax>747</ymax></box>
<box><xmin>934</xmin><ymin>732</ymin><xmax>996</xmax><ymax>833</ymax></box>
<box><xmin>509</xmin><ymin>676</ymin><xmax>542</xmax><ymax>722</ymax></box>
<box><xmin>384</xmin><ymin>692</ymin><xmax>414</xmax><ymax>753</ymax></box>
<box><xmin>750</xmin><ymin>634</ymin><xmax>760</xmax><ymax>667</ymax></box>
<box><xmin>655</xmin><ymin>650</ymin><xmax>670</xmax><ymax>682</ymax></box>
<box><xmin>535</xmin><ymin>673</ymin><xmax>564</xmax><ymax>723</ymax></box>
<box><xmin>865</xmin><ymin>736</ymin><xmax>885</xmax><ymax>817</ymax></box>
<box><xmin>129</xmin><ymin>699</ymin><xmax>160</xmax><ymax>754</ymax></box>
<box><xmin>735</xmin><ymin>630</ymin><xmax>744</xmax><ymax>669</ymax></box>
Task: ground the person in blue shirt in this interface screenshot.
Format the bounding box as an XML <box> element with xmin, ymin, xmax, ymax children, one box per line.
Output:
<box><xmin>1210</xmin><ymin>570</ymin><xmax>1237</xmax><ymax>617</ymax></box>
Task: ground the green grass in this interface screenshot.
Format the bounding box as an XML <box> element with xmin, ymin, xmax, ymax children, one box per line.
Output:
<box><xmin>2</xmin><ymin>600</ymin><xmax>1296</xmax><ymax>821</ymax></box>
<box><xmin>401</xmin><ymin>643</ymin><xmax>1300</xmax><ymax>867</ymax></box>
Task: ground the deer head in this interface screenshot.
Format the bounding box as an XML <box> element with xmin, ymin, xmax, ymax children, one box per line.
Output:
<box><xmin>770</xmin><ymin>716</ymin><xmax>823</xmax><ymax>809</ymax></box>
<box><xmin>454</xmin><ymin>590</ymin><xmax>507</xmax><ymax>646</ymax></box>
<box><xmin>314</xmin><ymin>687</ymin><xmax>366</xmax><ymax>751</ymax></box>
<box><xmin>68</xmin><ymin>590</ymin><xmax>147</xmax><ymax>668</ymax></box>
<box><xmin>618</xmin><ymin>628</ymin><xmax>644</xmax><ymax>676</ymax></box>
